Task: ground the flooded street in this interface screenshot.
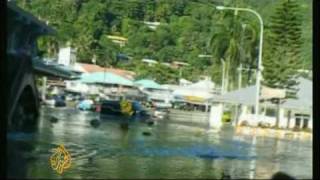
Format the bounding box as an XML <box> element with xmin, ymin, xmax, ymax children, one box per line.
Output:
<box><xmin>7</xmin><ymin>107</ymin><xmax>312</xmax><ymax>179</ymax></box>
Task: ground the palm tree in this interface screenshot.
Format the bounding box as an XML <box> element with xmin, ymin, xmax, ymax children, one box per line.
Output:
<box><xmin>208</xmin><ymin>11</ymin><xmax>258</xmax><ymax>91</ymax></box>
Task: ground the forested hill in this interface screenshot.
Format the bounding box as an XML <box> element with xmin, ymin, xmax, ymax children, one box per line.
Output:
<box><xmin>16</xmin><ymin>0</ymin><xmax>312</xmax><ymax>88</ymax></box>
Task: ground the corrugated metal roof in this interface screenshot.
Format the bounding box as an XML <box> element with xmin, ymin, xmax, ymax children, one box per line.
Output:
<box><xmin>134</xmin><ymin>79</ymin><xmax>164</xmax><ymax>89</ymax></box>
<box><xmin>77</xmin><ymin>63</ymin><xmax>135</xmax><ymax>80</ymax></box>
<box><xmin>79</xmin><ymin>72</ymin><xmax>134</xmax><ymax>86</ymax></box>
<box><xmin>32</xmin><ymin>58</ymin><xmax>80</xmax><ymax>80</ymax></box>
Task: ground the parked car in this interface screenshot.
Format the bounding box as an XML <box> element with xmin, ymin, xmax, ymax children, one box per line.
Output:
<box><xmin>153</xmin><ymin>107</ymin><xmax>169</xmax><ymax>119</ymax></box>
<box><xmin>53</xmin><ymin>95</ymin><xmax>66</xmax><ymax>107</ymax></box>
<box><xmin>100</xmin><ymin>100</ymin><xmax>151</xmax><ymax>121</ymax></box>
<box><xmin>151</xmin><ymin>99</ymin><xmax>172</xmax><ymax>108</ymax></box>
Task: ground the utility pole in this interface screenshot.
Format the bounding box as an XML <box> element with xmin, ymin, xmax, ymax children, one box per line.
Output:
<box><xmin>42</xmin><ymin>76</ymin><xmax>47</xmax><ymax>101</ymax></box>
<box><xmin>216</xmin><ymin>5</ymin><xmax>264</xmax><ymax>124</ymax></box>
<box><xmin>221</xmin><ymin>58</ymin><xmax>225</xmax><ymax>94</ymax></box>
<box><xmin>198</xmin><ymin>54</ymin><xmax>225</xmax><ymax>94</ymax></box>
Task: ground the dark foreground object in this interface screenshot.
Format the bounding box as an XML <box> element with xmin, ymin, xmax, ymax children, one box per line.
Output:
<box><xmin>120</xmin><ymin>123</ymin><xmax>129</xmax><ymax>130</ymax></box>
<box><xmin>142</xmin><ymin>132</ymin><xmax>152</xmax><ymax>136</ymax></box>
<box><xmin>90</xmin><ymin>119</ymin><xmax>100</xmax><ymax>128</ymax></box>
<box><xmin>271</xmin><ymin>172</ymin><xmax>295</xmax><ymax>180</ymax></box>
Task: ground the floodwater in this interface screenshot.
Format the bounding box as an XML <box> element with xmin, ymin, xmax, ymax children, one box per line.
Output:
<box><xmin>7</xmin><ymin>106</ymin><xmax>312</xmax><ymax>179</ymax></box>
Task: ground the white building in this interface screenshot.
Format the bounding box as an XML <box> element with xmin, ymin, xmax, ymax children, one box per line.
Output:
<box><xmin>143</xmin><ymin>21</ymin><xmax>161</xmax><ymax>30</ymax></box>
<box><xmin>210</xmin><ymin>77</ymin><xmax>312</xmax><ymax>130</ymax></box>
<box><xmin>58</xmin><ymin>46</ymin><xmax>77</xmax><ymax>66</ymax></box>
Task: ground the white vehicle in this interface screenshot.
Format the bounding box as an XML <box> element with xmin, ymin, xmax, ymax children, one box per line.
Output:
<box><xmin>151</xmin><ymin>99</ymin><xmax>172</xmax><ymax>108</ymax></box>
<box><xmin>153</xmin><ymin>107</ymin><xmax>169</xmax><ymax>119</ymax></box>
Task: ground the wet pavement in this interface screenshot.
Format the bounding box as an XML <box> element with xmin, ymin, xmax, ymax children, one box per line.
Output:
<box><xmin>7</xmin><ymin>106</ymin><xmax>312</xmax><ymax>179</ymax></box>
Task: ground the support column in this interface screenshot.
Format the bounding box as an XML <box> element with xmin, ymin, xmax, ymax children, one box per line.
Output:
<box><xmin>309</xmin><ymin>111</ymin><xmax>313</xmax><ymax>129</ymax></box>
<box><xmin>42</xmin><ymin>76</ymin><xmax>47</xmax><ymax>101</ymax></box>
<box><xmin>237</xmin><ymin>105</ymin><xmax>247</xmax><ymax>126</ymax></box>
<box><xmin>209</xmin><ymin>103</ymin><xmax>223</xmax><ymax>129</ymax></box>
<box><xmin>299</xmin><ymin>115</ymin><xmax>304</xmax><ymax>129</ymax></box>
<box><xmin>286</xmin><ymin>110</ymin><xmax>292</xmax><ymax>129</ymax></box>
<box><xmin>278</xmin><ymin>108</ymin><xmax>286</xmax><ymax>128</ymax></box>
<box><xmin>233</xmin><ymin>105</ymin><xmax>239</xmax><ymax>126</ymax></box>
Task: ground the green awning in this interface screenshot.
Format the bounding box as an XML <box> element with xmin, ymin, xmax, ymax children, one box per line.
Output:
<box><xmin>134</xmin><ymin>79</ymin><xmax>164</xmax><ymax>89</ymax></box>
<box><xmin>79</xmin><ymin>72</ymin><xmax>134</xmax><ymax>86</ymax></box>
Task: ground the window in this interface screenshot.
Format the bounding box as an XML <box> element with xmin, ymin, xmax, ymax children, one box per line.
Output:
<box><xmin>248</xmin><ymin>106</ymin><xmax>264</xmax><ymax>114</ymax></box>
<box><xmin>265</xmin><ymin>108</ymin><xmax>276</xmax><ymax>117</ymax></box>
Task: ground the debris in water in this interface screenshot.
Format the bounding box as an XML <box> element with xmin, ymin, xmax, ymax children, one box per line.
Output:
<box><xmin>221</xmin><ymin>172</ymin><xmax>231</xmax><ymax>179</ymax></box>
<box><xmin>90</xmin><ymin>119</ymin><xmax>100</xmax><ymax>128</ymax></box>
<box><xmin>147</xmin><ymin>121</ymin><xmax>154</xmax><ymax>126</ymax></box>
<box><xmin>120</xmin><ymin>123</ymin><xmax>129</xmax><ymax>130</ymax></box>
<box><xmin>49</xmin><ymin>116</ymin><xmax>58</xmax><ymax>123</ymax></box>
<box><xmin>142</xmin><ymin>132</ymin><xmax>151</xmax><ymax>136</ymax></box>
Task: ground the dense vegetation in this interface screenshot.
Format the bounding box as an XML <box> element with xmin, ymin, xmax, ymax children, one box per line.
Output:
<box><xmin>16</xmin><ymin>0</ymin><xmax>312</xmax><ymax>88</ymax></box>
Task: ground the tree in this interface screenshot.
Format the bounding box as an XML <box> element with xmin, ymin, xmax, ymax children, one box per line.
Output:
<box><xmin>262</xmin><ymin>0</ymin><xmax>303</xmax><ymax>128</ymax></box>
<box><xmin>16</xmin><ymin>0</ymin><xmax>311</xmax><ymax>87</ymax></box>
<box><xmin>209</xmin><ymin>11</ymin><xmax>258</xmax><ymax>91</ymax></box>
<box><xmin>97</xmin><ymin>35</ymin><xmax>120</xmax><ymax>67</ymax></box>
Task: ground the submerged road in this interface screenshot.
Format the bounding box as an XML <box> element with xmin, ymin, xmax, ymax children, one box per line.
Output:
<box><xmin>7</xmin><ymin>106</ymin><xmax>312</xmax><ymax>179</ymax></box>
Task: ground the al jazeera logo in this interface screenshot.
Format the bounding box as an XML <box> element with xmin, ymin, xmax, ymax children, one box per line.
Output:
<box><xmin>50</xmin><ymin>144</ymin><xmax>72</xmax><ymax>174</ymax></box>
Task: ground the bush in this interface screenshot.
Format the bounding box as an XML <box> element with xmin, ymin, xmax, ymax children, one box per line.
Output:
<box><xmin>292</xmin><ymin>126</ymin><xmax>300</xmax><ymax>132</ymax></box>
<box><xmin>302</xmin><ymin>128</ymin><xmax>311</xmax><ymax>133</ymax></box>
<box><xmin>222</xmin><ymin>112</ymin><xmax>231</xmax><ymax>123</ymax></box>
<box><xmin>258</xmin><ymin>122</ymin><xmax>270</xmax><ymax>128</ymax></box>
<box><xmin>240</xmin><ymin>121</ymin><xmax>249</xmax><ymax>127</ymax></box>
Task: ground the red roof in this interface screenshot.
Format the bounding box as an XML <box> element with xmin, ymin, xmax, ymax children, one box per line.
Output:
<box><xmin>78</xmin><ymin>63</ymin><xmax>136</xmax><ymax>80</ymax></box>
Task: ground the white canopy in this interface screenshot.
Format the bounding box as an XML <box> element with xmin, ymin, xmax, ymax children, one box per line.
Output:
<box><xmin>187</xmin><ymin>80</ymin><xmax>215</xmax><ymax>90</ymax></box>
<box><xmin>173</xmin><ymin>79</ymin><xmax>216</xmax><ymax>102</ymax></box>
<box><xmin>213</xmin><ymin>77</ymin><xmax>312</xmax><ymax>112</ymax></box>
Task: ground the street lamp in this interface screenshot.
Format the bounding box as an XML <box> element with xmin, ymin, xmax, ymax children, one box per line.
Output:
<box><xmin>216</xmin><ymin>5</ymin><xmax>264</xmax><ymax>122</ymax></box>
<box><xmin>198</xmin><ymin>54</ymin><xmax>225</xmax><ymax>94</ymax></box>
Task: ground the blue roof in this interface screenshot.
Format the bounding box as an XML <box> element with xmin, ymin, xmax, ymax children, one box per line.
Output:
<box><xmin>134</xmin><ymin>79</ymin><xmax>164</xmax><ymax>89</ymax></box>
<box><xmin>79</xmin><ymin>72</ymin><xmax>134</xmax><ymax>86</ymax></box>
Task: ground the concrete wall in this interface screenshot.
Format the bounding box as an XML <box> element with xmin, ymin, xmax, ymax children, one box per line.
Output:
<box><xmin>168</xmin><ymin>109</ymin><xmax>209</xmax><ymax>127</ymax></box>
<box><xmin>237</xmin><ymin>105</ymin><xmax>312</xmax><ymax>129</ymax></box>
<box><xmin>209</xmin><ymin>104</ymin><xmax>223</xmax><ymax>129</ymax></box>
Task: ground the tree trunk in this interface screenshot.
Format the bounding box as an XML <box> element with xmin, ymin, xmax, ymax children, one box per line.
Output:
<box><xmin>225</xmin><ymin>60</ymin><xmax>230</xmax><ymax>92</ymax></box>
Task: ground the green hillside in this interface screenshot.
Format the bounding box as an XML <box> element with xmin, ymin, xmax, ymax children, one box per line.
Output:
<box><xmin>16</xmin><ymin>0</ymin><xmax>312</xmax><ymax>87</ymax></box>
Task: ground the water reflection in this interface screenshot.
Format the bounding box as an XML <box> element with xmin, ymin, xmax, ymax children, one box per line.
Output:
<box><xmin>7</xmin><ymin>107</ymin><xmax>312</xmax><ymax>179</ymax></box>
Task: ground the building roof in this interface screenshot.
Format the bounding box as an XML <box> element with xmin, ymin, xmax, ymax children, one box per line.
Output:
<box><xmin>33</xmin><ymin>58</ymin><xmax>80</xmax><ymax>80</ymax></box>
<box><xmin>77</xmin><ymin>63</ymin><xmax>135</xmax><ymax>80</ymax></box>
<box><xmin>134</xmin><ymin>79</ymin><xmax>165</xmax><ymax>90</ymax></box>
<box><xmin>213</xmin><ymin>77</ymin><xmax>312</xmax><ymax>111</ymax></box>
<box><xmin>142</xmin><ymin>59</ymin><xmax>158</xmax><ymax>64</ymax></box>
<box><xmin>187</xmin><ymin>80</ymin><xmax>215</xmax><ymax>90</ymax></box>
<box><xmin>79</xmin><ymin>72</ymin><xmax>134</xmax><ymax>86</ymax></box>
